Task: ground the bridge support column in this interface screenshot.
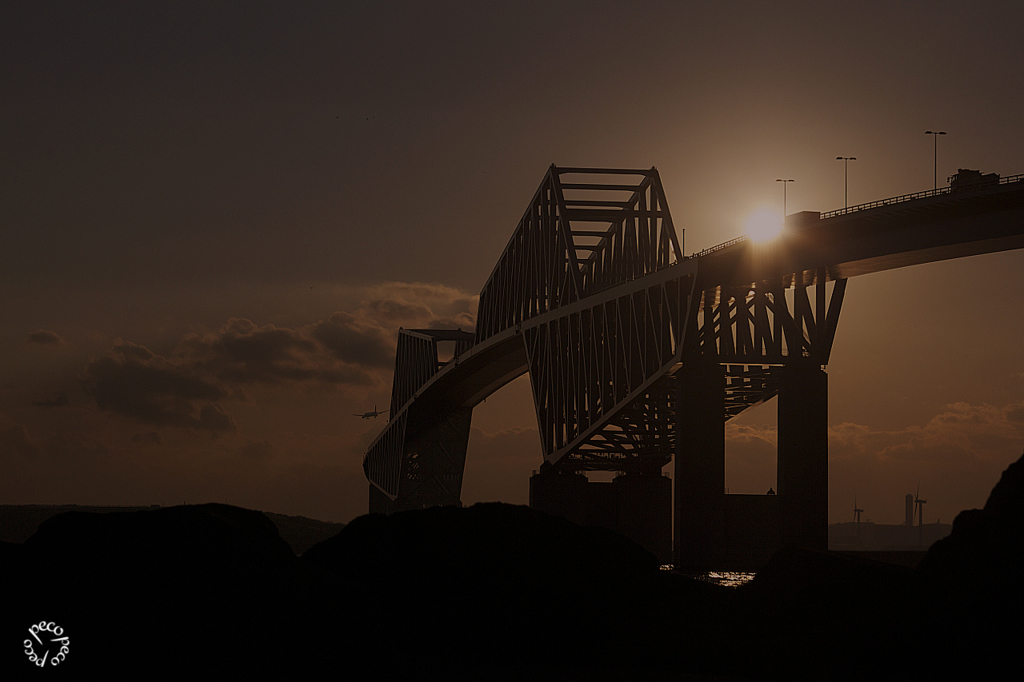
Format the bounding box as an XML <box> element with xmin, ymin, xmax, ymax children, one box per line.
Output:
<box><xmin>777</xmin><ymin>363</ymin><xmax>828</xmax><ymax>550</ymax></box>
<box><xmin>530</xmin><ymin>470</ymin><xmax>672</xmax><ymax>564</ymax></box>
<box><xmin>674</xmin><ymin>361</ymin><xmax>726</xmax><ymax>570</ymax></box>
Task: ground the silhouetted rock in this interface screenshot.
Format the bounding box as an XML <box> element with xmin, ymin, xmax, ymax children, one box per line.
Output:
<box><xmin>919</xmin><ymin>451</ymin><xmax>1024</xmax><ymax>581</ymax></box>
<box><xmin>734</xmin><ymin>545</ymin><xmax>912</xmax><ymax>679</ymax></box>
<box><xmin>0</xmin><ymin>539</ymin><xmax>22</xmax><ymax>585</ymax></box>
<box><xmin>7</xmin><ymin>504</ymin><xmax>315</xmax><ymax>676</ymax></box>
<box><xmin>913</xmin><ymin>451</ymin><xmax>1024</xmax><ymax>678</ymax></box>
<box><xmin>303</xmin><ymin>502</ymin><xmax>670</xmax><ymax>673</ymax></box>
<box><xmin>8</xmin><ymin>457</ymin><xmax>1021</xmax><ymax>680</ymax></box>
<box><xmin>303</xmin><ymin>501</ymin><xmax>658</xmax><ymax>581</ymax></box>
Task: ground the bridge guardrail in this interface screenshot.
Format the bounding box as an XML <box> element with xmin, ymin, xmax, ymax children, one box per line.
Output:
<box><xmin>690</xmin><ymin>236</ymin><xmax>749</xmax><ymax>259</ymax></box>
<box><xmin>689</xmin><ymin>173</ymin><xmax>1024</xmax><ymax>257</ymax></box>
<box><xmin>820</xmin><ymin>173</ymin><xmax>1024</xmax><ymax>219</ymax></box>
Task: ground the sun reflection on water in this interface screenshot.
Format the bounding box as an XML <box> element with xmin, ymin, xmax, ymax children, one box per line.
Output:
<box><xmin>699</xmin><ymin>571</ymin><xmax>756</xmax><ymax>588</ymax></box>
<box><xmin>662</xmin><ymin>566</ymin><xmax>756</xmax><ymax>588</ymax></box>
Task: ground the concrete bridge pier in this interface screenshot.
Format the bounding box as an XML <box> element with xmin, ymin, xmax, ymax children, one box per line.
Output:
<box><xmin>673</xmin><ymin>360</ymin><xmax>830</xmax><ymax>569</ymax></box>
<box><xmin>674</xmin><ymin>361</ymin><xmax>726</xmax><ymax>570</ymax></box>
<box><xmin>530</xmin><ymin>469</ymin><xmax>672</xmax><ymax>564</ymax></box>
<box><xmin>777</xmin><ymin>362</ymin><xmax>829</xmax><ymax>551</ymax></box>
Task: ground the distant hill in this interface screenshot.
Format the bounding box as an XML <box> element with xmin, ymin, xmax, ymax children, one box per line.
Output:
<box><xmin>0</xmin><ymin>504</ymin><xmax>344</xmax><ymax>555</ymax></box>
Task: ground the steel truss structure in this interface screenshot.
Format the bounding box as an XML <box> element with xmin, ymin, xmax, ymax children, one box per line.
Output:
<box><xmin>523</xmin><ymin>268</ymin><xmax>847</xmax><ymax>475</ymax></box>
<box><xmin>702</xmin><ymin>274</ymin><xmax>847</xmax><ymax>419</ymax></box>
<box><xmin>366</xmin><ymin>164</ymin><xmax>1024</xmax><ymax>514</ymax></box>
<box><xmin>476</xmin><ymin>166</ymin><xmax>682</xmax><ymax>342</ymax></box>
<box><xmin>364</xmin><ymin>166</ymin><xmax>849</xmax><ymax>508</ymax></box>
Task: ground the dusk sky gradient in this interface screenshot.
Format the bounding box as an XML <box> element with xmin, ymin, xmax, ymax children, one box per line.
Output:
<box><xmin>4</xmin><ymin>1</ymin><xmax>1024</xmax><ymax>526</ymax></box>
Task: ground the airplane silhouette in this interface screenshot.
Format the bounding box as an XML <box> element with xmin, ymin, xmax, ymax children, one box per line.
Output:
<box><xmin>354</xmin><ymin>405</ymin><xmax>385</xmax><ymax>419</ymax></box>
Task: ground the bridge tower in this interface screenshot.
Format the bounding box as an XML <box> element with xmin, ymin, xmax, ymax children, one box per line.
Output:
<box><xmin>364</xmin><ymin>328</ymin><xmax>475</xmax><ymax>514</ymax></box>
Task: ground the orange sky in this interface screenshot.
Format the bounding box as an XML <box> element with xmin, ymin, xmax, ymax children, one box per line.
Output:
<box><xmin>3</xmin><ymin>1</ymin><xmax>1024</xmax><ymax>525</ymax></box>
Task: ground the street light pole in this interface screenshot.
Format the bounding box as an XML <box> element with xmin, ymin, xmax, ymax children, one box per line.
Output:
<box><xmin>836</xmin><ymin>157</ymin><xmax>856</xmax><ymax>208</ymax></box>
<box><xmin>925</xmin><ymin>131</ymin><xmax>946</xmax><ymax>190</ymax></box>
<box><xmin>775</xmin><ymin>178</ymin><xmax>794</xmax><ymax>218</ymax></box>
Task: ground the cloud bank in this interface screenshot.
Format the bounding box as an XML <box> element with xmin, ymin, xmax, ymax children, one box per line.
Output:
<box><xmin>26</xmin><ymin>329</ymin><xmax>63</xmax><ymax>346</ymax></box>
<box><xmin>76</xmin><ymin>282</ymin><xmax>478</xmax><ymax>434</ymax></box>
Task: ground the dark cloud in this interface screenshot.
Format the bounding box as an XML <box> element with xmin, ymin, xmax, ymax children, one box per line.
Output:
<box><xmin>78</xmin><ymin>315</ymin><xmax>389</xmax><ymax>433</ymax></box>
<box><xmin>309</xmin><ymin>282</ymin><xmax>479</xmax><ymax>369</ymax></box>
<box><xmin>115</xmin><ymin>341</ymin><xmax>156</xmax><ymax>362</ymax></box>
<box><xmin>727</xmin><ymin>423</ymin><xmax>777</xmax><ymax>450</ymax></box>
<box><xmin>73</xmin><ymin>281</ymin><xmax>479</xmax><ymax>435</ymax></box>
<box><xmin>81</xmin><ymin>342</ymin><xmax>234</xmax><ymax>433</ymax></box>
<box><xmin>187</xmin><ymin>317</ymin><xmax>381</xmax><ymax>386</ymax></box>
<box><xmin>364</xmin><ymin>295</ymin><xmax>475</xmax><ymax>329</ymax></box>
<box><xmin>313</xmin><ymin>312</ymin><xmax>393</xmax><ymax>368</ymax></box>
<box><xmin>725</xmin><ymin>422</ymin><xmax>778</xmax><ymax>491</ymax></box>
<box><xmin>26</xmin><ymin>330</ymin><xmax>63</xmax><ymax>346</ymax></box>
<box><xmin>359</xmin><ymin>283</ymin><xmax>477</xmax><ymax>332</ymax></box>
<box><xmin>434</xmin><ymin>313</ymin><xmax>476</xmax><ymax>329</ymax></box>
<box><xmin>827</xmin><ymin>402</ymin><xmax>1024</xmax><ymax>465</ymax></box>
<box><xmin>1003</xmin><ymin>403</ymin><xmax>1024</xmax><ymax>424</ymax></box>
<box><xmin>367</xmin><ymin>298</ymin><xmax>432</xmax><ymax>321</ymax></box>
<box><xmin>201</xmin><ymin>319</ymin><xmax>324</xmax><ymax>383</ymax></box>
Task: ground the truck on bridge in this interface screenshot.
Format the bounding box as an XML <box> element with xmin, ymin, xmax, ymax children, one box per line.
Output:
<box><xmin>948</xmin><ymin>168</ymin><xmax>999</xmax><ymax>191</ymax></box>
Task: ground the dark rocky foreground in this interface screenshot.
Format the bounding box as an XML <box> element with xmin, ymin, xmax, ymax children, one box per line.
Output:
<box><xmin>3</xmin><ymin>456</ymin><xmax>1023</xmax><ymax>680</ymax></box>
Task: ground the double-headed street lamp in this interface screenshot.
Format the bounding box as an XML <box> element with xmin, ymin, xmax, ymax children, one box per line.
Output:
<box><xmin>775</xmin><ymin>178</ymin><xmax>794</xmax><ymax>218</ymax></box>
<box><xmin>925</xmin><ymin>131</ymin><xmax>946</xmax><ymax>190</ymax></box>
<box><xmin>836</xmin><ymin>157</ymin><xmax>856</xmax><ymax>208</ymax></box>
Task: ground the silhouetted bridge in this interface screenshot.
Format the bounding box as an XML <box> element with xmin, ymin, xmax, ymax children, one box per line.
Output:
<box><xmin>364</xmin><ymin>165</ymin><xmax>1024</xmax><ymax>568</ymax></box>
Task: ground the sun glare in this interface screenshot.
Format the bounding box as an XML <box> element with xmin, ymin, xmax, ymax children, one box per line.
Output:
<box><xmin>744</xmin><ymin>208</ymin><xmax>784</xmax><ymax>243</ymax></box>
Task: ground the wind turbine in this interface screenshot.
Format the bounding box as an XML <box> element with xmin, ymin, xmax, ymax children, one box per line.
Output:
<box><xmin>853</xmin><ymin>497</ymin><xmax>864</xmax><ymax>539</ymax></box>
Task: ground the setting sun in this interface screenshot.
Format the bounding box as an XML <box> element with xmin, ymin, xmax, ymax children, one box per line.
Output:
<box><xmin>744</xmin><ymin>207</ymin><xmax>784</xmax><ymax>243</ymax></box>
